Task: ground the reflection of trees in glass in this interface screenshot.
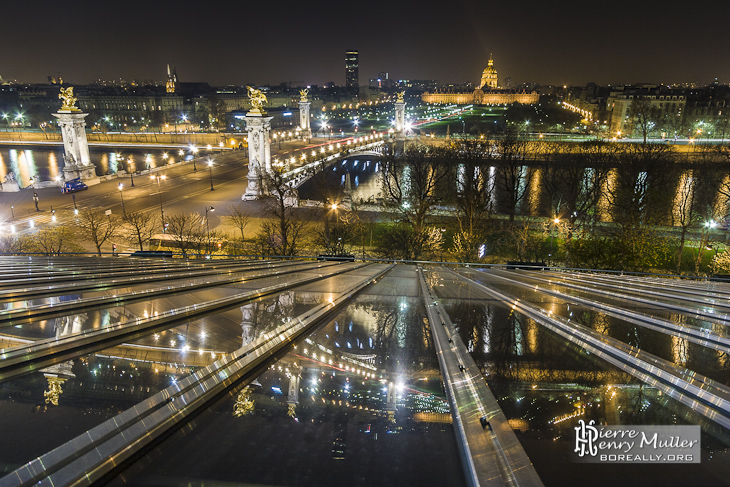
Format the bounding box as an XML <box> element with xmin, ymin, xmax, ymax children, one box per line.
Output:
<box><xmin>445</xmin><ymin>301</ymin><xmax>630</xmax><ymax>386</ymax></box>
<box><xmin>241</xmin><ymin>292</ymin><xmax>298</xmax><ymax>342</ymax></box>
<box><xmin>367</xmin><ymin>301</ymin><xmax>436</xmax><ymax>373</ymax></box>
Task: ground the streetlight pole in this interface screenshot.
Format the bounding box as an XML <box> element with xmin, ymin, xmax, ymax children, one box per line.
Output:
<box><xmin>118</xmin><ymin>183</ymin><xmax>126</xmax><ymax>216</ymax></box>
<box><xmin>126</xmin><ymin>157</ymin><xmax>135</xmax><ymax>187</ymax></box>
<box><xmin>151</xmin><ymin>174</ymin><xmax>166</xmax><ymax>227</ymax></box>
<box><xmin>330</xmin><ymin>202</ymin><xmax>340</xmax><ymax>253</ymax></box>
<box><xmin>207</xmin><ymin>159</ymin><xmax>215</xmax><ymax>191</ymax></box>
<box><xmin>30</xmin><ymin>176</ymin><xmax>39</xmax><ymax>211</ymax></box>
<box><xmin>190</xmin><ymin>145</ymin><xmax>198</xmax><ymax>171</ymax></box>
<box><xmin>205</xmin><ymin>206</ymin><xmax>215</xmax><ymax>255</ymax></box>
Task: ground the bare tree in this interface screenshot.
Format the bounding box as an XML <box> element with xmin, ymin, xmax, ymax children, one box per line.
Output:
<box><xmin>75</xmin><ymin>207</ymin><xmax>120</xmax><ymax>256</ymax></box>
<box><xmin>379</xmin><ymin>143</ymin><xmax>453</xmax><ymax>259</ymax></box>
<box><xmin>672</xmin><ymin>171</ymin><xmax>695</xmax><ymax>273</ymax></box>
<box><xmin>257</xmin><ymin>169</ymin><xmax>306</xmax><ymax>256</ymax></box>
<box><xmin>451</xmin><ymin>139</ymin><xmax>496</xmax><ymax>235</ymax></box>
<box><xmin>540</xmin><ymin>141</ymin><xmax>615</xmax><ymax>262</ymax></box>
<box><xmin>222</xmin><ymin>202</ymin><xmax>253</xmax><ymax>241</ymax></box>
<box><xmin>165</xmin><ymin>212</ymin><xmax>204</xmax><ymax>258</ymax></box>
<box><xmin>495</xmin><ymin>131</ymin><xmax>535</xmax><ymax>222</ymax></box>
<box><xmin>603</xmin><ymin>144</ymin><xmax>675</xmax><ymax>270</ymax></box>
<box><xmin>122</xmin><ymin>210</ymin><xmax>159</xmax><ymax>251</ymax></box>
<box><xmin>314</xmin><ymin>209</ymin><xmax>359</xmax><ymax>254</ymax></box>
<box><xmin>628</xmin><ymin>97</ymin><xmax>660</xmax><ymax>144</ymax></box>
<box><xmin>28</xmin><ymin>227</ymin><xmax>82</xmax><ymax>255</ymax></box>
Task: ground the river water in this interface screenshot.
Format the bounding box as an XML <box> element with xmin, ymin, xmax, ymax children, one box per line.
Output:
<box><xmin>0</xmin><ymin>145</ymin><xmax>184</xmax><ymax>189</ymax></box>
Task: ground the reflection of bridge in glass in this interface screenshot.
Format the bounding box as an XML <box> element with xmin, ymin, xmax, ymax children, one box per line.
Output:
<box><xmin>1</xmin><ymin>256</ymin><xmax>730</xmax><ymax>486</ymax></box>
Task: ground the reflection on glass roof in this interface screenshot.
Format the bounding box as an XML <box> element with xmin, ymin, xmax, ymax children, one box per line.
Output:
<box><xmin>2</xmin><ymin>257</ymin><xmax>730</xmax><ymax>486</ymax></box>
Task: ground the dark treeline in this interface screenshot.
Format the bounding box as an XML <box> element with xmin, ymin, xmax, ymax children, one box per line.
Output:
<box><xmin>368</xmin><ymin>133</ymin><xmax>730</xmax><ymax>274</ymax></box>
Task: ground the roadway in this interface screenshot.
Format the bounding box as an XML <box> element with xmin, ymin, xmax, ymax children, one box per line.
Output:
<box><xmin>0</xmin><ymin>136</ymin><xmax>351</xmax><ymax>243</ymax></box>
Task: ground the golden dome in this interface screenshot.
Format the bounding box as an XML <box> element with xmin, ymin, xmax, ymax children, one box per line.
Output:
<box><xmin>480</xmin><ymin>54</ymin><xmax>498</xmax><ymax>90</ymax></box>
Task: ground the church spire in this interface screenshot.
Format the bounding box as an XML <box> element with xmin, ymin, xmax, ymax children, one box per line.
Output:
<box><xmin>165</xmin><ymin>63</ymin><xmax>177</xmax><ymax>93</ymax></box>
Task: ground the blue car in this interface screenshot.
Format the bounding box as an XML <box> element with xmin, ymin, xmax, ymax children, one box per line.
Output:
<box><xmin>62</xmin><ymin>179</ymin><xmax>88</xmax><ymax>193</ymax></box>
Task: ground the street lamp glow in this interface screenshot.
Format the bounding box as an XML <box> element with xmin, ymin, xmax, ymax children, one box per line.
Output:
<box><xmin>553</xmin><ymin>218</ymin><xmax>560</xmax><ymax>224</ymax></box>
<box><xmin>207</xmin><ymin>159</ymin><xmax>215</xmax><ymax>191</ymax></box>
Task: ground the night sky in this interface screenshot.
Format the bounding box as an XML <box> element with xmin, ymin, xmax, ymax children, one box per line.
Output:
<box><xmin>4</xmin><ymin>0</ymin><xmax>729</xmax><ymax>87</ymax></box>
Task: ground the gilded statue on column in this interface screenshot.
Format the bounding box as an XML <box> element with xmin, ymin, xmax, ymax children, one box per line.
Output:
<box><xmin>59</xmin><ymin>87</ymin><xmax>79</xmax><ymax>111</ymax></box>
<box><xmin>44</xmin><ymin>377</ymin><xmax>66</xmax><ymax>406</ymax></box>
<box><xmin>396</xmin><ymin>91</ymin><xmax>405</xmax><ymax>103</ymax></box>
<box><xmin>287</xmin><ymin>403</ymin><xmax>297</xmax><ymax>418</ymax></box>
<box><xmin>233</xmin><ymin>386</ymin><xmax>255</xmax><ymax>416</ymax></box>
<box><xmin>247</xmin><ymin>86</ymin><xmax>268</xmax><ymax>114</ymax></box>
<box><xmin>299</xmin><ymin>89</ymin><xmax>309</xmax><ymax>102</ymax></box>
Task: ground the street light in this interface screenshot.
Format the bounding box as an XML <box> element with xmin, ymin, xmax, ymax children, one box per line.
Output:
<box><xmin>29</xmin><ymin>176</ymin><xmax>39</xmax><ymax>211</ymax></box>
<box><xmin>126</xmin><ymin>157</ymin><xmax>135</xmax><ymax>187</ymax></box>
<box><xmin>207</xmin><ymin>158</ymin><xmax>215</xmax><ymax>191</ymax></box>
<box><xmin>151</xmin><ymin>174</ymin><xmax>167</xmax><ymax>226</ymax></box>
<box><xmin>118</xmin><ymin>183</ymin><xmax>126</xmax><ymax>216</ymax></box>
<box><xmin>190</xmin><ymin>144</ymin><xmax>198</xmax><ymax>171</ymax></box>
<box><xmin>330</xmin><ymin>202</ymin><xmax>339</xmax><ymax>229</ymax></box>
<box><xmin>205</xmin><ymin>206</ymin><xmax>215</xmax><ymax>255</ymax></box>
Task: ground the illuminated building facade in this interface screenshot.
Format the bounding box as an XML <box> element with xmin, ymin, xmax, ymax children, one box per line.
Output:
<box><xmin>422</xmin><ymin>56</ymin><xmax>538</xmax><ymax>106</ymax></box>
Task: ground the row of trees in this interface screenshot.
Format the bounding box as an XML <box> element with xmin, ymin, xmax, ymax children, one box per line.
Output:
<box><xmin>0</xmin><ymin>204</ymin><xmax>254</xmax><ymax>258</ymax></box>
<box><xmin>5</xmin><ymin>134</ymin><xmax>730</xmax><ymax>276</ymax></box>
<box><xmin>319</xmin><ymin>136</ymin><xmax>730</xmax><ymax>274</ymax></box>
<box><xmin>167</xmin><ymin>134</ymin><xmax>730</xmax><ymax>275</ymax></box>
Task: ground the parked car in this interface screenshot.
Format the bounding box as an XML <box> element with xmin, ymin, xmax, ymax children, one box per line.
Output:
<box><xmin>62</xmin><ymin>179</ymin><xmax>88</xmax><ymax>193</ymax></box>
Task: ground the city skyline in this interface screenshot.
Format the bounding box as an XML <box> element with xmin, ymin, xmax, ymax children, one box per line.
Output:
<box><xmin>3</xmin><ymin>0</ymin><xmax>729</xmax><ymax>87</ymax></box>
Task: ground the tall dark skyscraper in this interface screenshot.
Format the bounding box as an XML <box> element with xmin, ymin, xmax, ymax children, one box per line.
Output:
<box><xmin>345</xmin><ymin>50</ymin><xmax>359</xmax><ymax>89</ymax></box>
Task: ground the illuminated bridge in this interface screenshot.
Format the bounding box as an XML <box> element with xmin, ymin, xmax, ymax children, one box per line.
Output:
<box><xmin>0</xmin><ymin>256</ymin><xmax>729</xmax><ymax>486</ymax></box>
